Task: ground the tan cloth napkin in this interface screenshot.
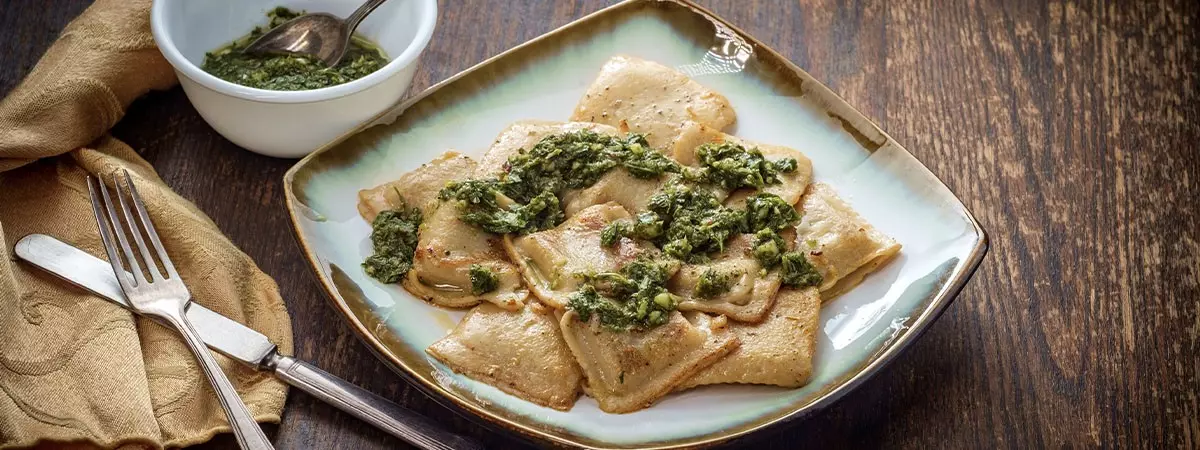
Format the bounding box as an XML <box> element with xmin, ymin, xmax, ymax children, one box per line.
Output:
<box><xmin>0</xmin><ymin>0</ymin><xmax>294</xmax><ymax>448</ymax></box>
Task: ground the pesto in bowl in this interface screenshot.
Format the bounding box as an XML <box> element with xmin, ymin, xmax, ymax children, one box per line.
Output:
<box><xmin>201</xmin><ymin>7</ymin><xmax>388</xmax><ymax>91</ymax></box>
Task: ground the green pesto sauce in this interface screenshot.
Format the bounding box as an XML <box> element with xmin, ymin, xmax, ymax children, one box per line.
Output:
<box><xmin>566</xmin><ymin>257</ymin><xmax>677</xmax><ymax>331</ymax></box>
<box><xmin>439</xmin><ymin>180</ymin><xmax>562</xmax><ymax>235</ymax></box>
<box><xmin>602</xmin><ymin>186</ymin><xmax>801</xmax><ymax>264</ymax></box>
<box><xmin>685</xmin><ymin>142</ymin><xmax>798</xmax><ymax>190</ymax></box>
<box><xmin>780</xmin><ymin>251</ymin><xmax>823</xmax><ymax>288</ymax></box>
<box><xmin>744</xmin><ymin>193</ymin><xmax>800</xmax><ymax>232</ymax></box>
<box><xmin>694</xmin><ymin>268</ymin><xmax>738</xmax><ymax>299</ymax></box>
<box><xmin>362</xmin><ymin>204</ymin><xmax>422</xmax><ymax>284</ymax></box>
<box><xmin>644</xmin><ymin>182</ymin><xmax>746</xmax><ymax>262</ymax></box>
<box><xmin>468</xmin><ymin>264</ymin><xmax>499</xmax><ymax>295</ymax></box>
<box><xmin>438</xmin><ymin>131</ymin><xmax>675</xmax><ymax>235</ymax></box>
<box><xmin>201</xmin><ymin>7</ymin><xmax>388</xmax><ymax>91</ymax></box>
<box><xmin>432</xmin><ymin>131</ymin><xmax>810</xmax><ymax>331</ymax></box>
<box><xmin>752</xmin><ymin>228</ymin><xmax>786</xmax><ymax>269</ymax></box>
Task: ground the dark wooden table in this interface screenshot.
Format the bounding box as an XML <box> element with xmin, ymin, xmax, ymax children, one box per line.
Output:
<box><xmin>3</xmin><ymin>0</ymin><xmax>1198</xmax><ymax>448</ymax></box>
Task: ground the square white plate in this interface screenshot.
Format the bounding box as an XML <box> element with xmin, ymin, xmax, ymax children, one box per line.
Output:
<box><xmin>284</xmin><ymin>1</ymin><xmax>988</xmax><ymax>447</ymax></box>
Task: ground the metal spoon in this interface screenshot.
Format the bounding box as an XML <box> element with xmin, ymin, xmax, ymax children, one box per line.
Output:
<box><xmin>243</xmin><ymin>0</ymin><xmax>387</xmax><ymax>67</ymax></box>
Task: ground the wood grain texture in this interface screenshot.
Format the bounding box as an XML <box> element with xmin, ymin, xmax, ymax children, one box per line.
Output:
<box><xmin>2</xmin><ymin>0</ymin><xmax>1198</xmax><ymax>448</ymax></box>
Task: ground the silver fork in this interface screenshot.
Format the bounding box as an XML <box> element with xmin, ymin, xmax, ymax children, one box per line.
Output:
<box><xmin>88</xmin><ymin>171</ymin><xmax>274</xmax><ymax>450</ymax></box>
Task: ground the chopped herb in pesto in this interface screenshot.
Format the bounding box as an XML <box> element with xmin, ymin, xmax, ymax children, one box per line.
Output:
<box><xmin>362</xmin><ymin>206</ymin><xmax>422</xmax><ymax>283</ymax></box>
<box><xmin>502</xmin><ymin>131</ymin><xmax>672</xmax><ymax>203</ymax></box>
<box><xmin>440</xmin><ymin>131</ymin><xmax>674</xmax><ymax>235</ymax></box>
<box><xmin>629</xmin><ymin>212</ymin><xmax>665</xmax><ymax>239</ymax></box>
<box><xmin>502</xmin><ymin>131</ymin><xmax>621</xmax><ymax>201</ymax></box>
<box><xmin>686</xmin><ymin>142</ymin><xmax>798</xmax><ymax>190</ymax></box>
<box><xmin>439</xmin><ymin>180</ymin><xmax>563</xmax><ymax>234</ymax></box>
<box><xmin>695</xmin><ymin>268</ymin><xmax>737</xmax><ymax>298</ymax></box>
<box><xmin>654</xmin><ymin>186</ymin><xmax>747</xmax><ymax>261</ymax></box>
<box><xmin>752</xmin><ymin>228</ymin><xmax>786</xmax><ymax>269</ymax></box>
<box><xmin>565</xmin><ymin>285</ymin><xmax>628</xmax><ymax>328</ymax></box>
<box><xmin>780</xmin><ymin>251</ymin><xmax>823</xmax><ymax>288</ymax></box>
<box><xmin>745</xmin><ymin>193</ymin><xmax>802</xmax><ymax>269</ymax></box>
<box><xmin>609</xmin><ymin>139</ymin><xmax>682</xmax><ymax>178</ymax></box>
<box><xmin>600</xmin><ymin>221</ymin><xmax>629</xmax><ymax>247</ymax></box>
<box><xmin>602</xmin><ymin>186</ymin><xmax>802</xmax><ymax>266</ymax></box>
<box><xmin>744</xmin><ymin>193</ymin><xmax>800</xmax><ymax>232</ymax></box>
<box><xmin>603</xmin><ymin>181</ymin><xmax>745</xmax><ymax>262</ymax></box>
<box><xmin>567</xmin><ymin>257</ymin><xmax>677</xmax><ymax>331</ymax></box>
<box><xmin>201</xmin><ymin>7</ymin><xmax>388</xmax><ymax>91</ymax></box>
<box><xmin>600</xmin><ymin>212</ymin><xmax>663</xmax><ymax>247</ymax></box>
<box><xmin>468</xmin><ymin>264</ymin><xmax>499</xmax><ymax>295</ymax></box>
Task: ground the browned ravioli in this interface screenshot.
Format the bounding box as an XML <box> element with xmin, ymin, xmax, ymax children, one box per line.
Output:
<box><xmin>794</xmin><ymin>183</ymin><xmax>901</xmax><ymax>300</ymax></box>
<box><xmin>503</xmin><ymin>203</ymin><xmax>656</xmax><ymax>309</ymax></box>
<box><xmin>680</xmin><ymin>287</ymin><xmax>821</xmax><ymax>389</ymax></box>
<box><xmin>358</xmin><ymin>152</ymin><xmax>528</xmax><ymax>310</ymax></box>
<box><xmin>427</xmin><ymin>302</ymin><xmax>582</xmax><ymax>410</ymax></box>
<box><xmin>572</xmin><ymin>55</ymin><xmax>736</xmax><ymax>149</ymax></box>
<box><xmin>670</xmin><ymin>234</ymin><xmax>786</xmax><ymax>324</ymax></box>
<box><xmin>559</xmin><ymin>310</ymin><xmax>739</xmax><ymax>413</ymax></box>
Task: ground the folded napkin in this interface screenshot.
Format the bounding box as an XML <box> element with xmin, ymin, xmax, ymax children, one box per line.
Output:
<box><xmin>0</xmin><ymin>1</ymin><xmax>293</xmax><ymax>448</ymax></box>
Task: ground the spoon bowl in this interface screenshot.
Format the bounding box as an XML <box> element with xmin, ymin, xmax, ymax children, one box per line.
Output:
<box><xmin>245</xmin><ymin>13</ymin><xmax>349</xmax><ymax>66</ymax></box>
<box><xmin>244</xmin><ymin>0</ymin><xmax>388</xmax><ymax>67</ymax></box>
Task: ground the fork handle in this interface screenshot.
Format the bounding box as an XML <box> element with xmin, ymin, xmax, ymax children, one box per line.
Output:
<box><xmin>267</xmin><ymin>354</ymin><xmax>482</xmax><ymax>450</ymax></box>
<box><xmin>160</xmin><ymin>306</ymin><xmax>275</xmax><ymax>450</ymax></box>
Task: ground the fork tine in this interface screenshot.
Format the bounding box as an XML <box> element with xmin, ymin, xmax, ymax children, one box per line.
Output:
<box><xmin>122</xmin><ymin>170</ymin><xmax>178</xmax><ymax>279</ymax></box>
<box><xmin>114</xmin><ymin>172</ymin><xmax>164</xmax><ymax>281</ymax></box>
<box><xmin>98</xmin><ymin>174</ymin><xmax>147</xmax><ymax>286</ymax></box>
<box><xmin>87</xmin><ymin>176</ymin><xmax>138</xmax><ymax>290</ymax></box>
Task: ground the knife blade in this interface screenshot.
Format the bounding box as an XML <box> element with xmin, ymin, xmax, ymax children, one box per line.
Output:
<box><xmin>14</xmin><ymin>233</ymin><xmax>278</xmax><ymax>365</ymax></box>
<box><xmin>14</xmin><ymin>234</ymin><xmax>481</xmax><ymax>450</ymax></box>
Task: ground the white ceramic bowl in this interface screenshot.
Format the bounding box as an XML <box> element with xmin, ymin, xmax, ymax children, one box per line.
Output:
<box><xmin>151</xmin><ymin>0</ymin><xmax>436</xmax><ymax>158</ymax></box>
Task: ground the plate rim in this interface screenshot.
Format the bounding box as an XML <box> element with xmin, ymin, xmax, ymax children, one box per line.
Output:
<box><xmin>282</xmin><ymin>0</ymin><xmax>991</xmax><ymax>447</ymax></box>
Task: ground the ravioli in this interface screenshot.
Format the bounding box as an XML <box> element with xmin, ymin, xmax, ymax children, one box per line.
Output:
<box><xmin>795</xmin><ymin>183</ymin><xmax>901</xmax><ymax>299</ymax></box>
<box><xmin>680</xmin><ymin>287</ymin><xmax>820</xmax><ymax>389</ymax></box>
<box><xmin>559</xmin><ymin>310</ymin><xmax>739</xmax><ymax>413</ymax></box>
<box><xmin>671</xmin><ymin>121</ymin><xmax>814</xmax><ymax>207</ymax></box>
<box><xmin>671</xmin><ymin>234</ymin><xmax>784</xmax><ymax>323</ymax></box>
<box><xmin>561</xmin><ymin>170</ymin><xmax>672</xmax><ymax>218</ymax></box>
<box><xmin>404</xmin><ymin>203</ymin><xmax>528</xmax><ymax>310</ymax></box>
<box><xmin>503</xmin><ymin>203</ymin><xmax>653</xmax><ymax>308</ymax></box>
<box><xmin>359</xmin><ymin>151</ymin><xmax>528</xmax><ymax>310</ymax></box>
<box><xmin>357</xmin><ymin>151</ymin><xmax>475</xmax><ymax>221</ymax></box>
<box><xmin>571</xmin><ymin>56</ymin><xmax>736</xmax><ymax>149</ymax></box>
<box><xmin>475</xmin><ymin>120</ymin><xmax>621</xmax><ymax>178</ymax></box>
<box><xmin>670</xmin><ymin>121</ymin><xmax>727</xmax><ymax>164</ymax></box>
<box><xmin>427</xmin><ymin>302</ymin><xmax>582</xmax><ymax>410</ymax></box>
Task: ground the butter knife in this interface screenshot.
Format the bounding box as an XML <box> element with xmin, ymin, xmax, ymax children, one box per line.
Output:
<box><xmin>14</xmin><ymin>234</ymin><xmax>481</xmax><ymax>450</ymax></box>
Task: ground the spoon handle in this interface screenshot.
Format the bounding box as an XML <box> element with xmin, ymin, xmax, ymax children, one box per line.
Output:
<box><xmin>345</xmin><ymin>0</ymin><xmax>388</xmax><ymax>34</ymax></box>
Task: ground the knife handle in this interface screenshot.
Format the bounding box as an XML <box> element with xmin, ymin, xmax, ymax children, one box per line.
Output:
<box><xmin>266</xmin><ymin>354</ymin><xmax>482</xmax><ymax>450</ymax></box>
